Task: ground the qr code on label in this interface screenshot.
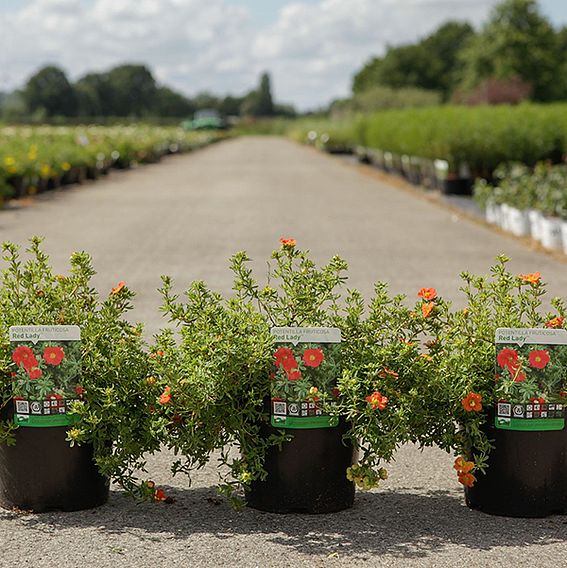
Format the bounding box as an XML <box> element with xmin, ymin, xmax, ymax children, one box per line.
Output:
<box><xmin>273</xmin><ymin>401</ymin><xmax>287</xmax><ymax>415</ymax></box>
<box><xmin>497</xmin><ymin>402</ymin><xmax>511</xmax><ymax>417</ymax></box>
<box><xmin>15</xmin><ymin>400</ymin><xmax>29</xmax><ymax>414</ymax></box>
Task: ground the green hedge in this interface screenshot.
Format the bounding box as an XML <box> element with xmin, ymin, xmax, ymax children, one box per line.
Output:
<box><xmin>288</xmin><ymin>104</ymin><xmax>567</xmax><ymax>177</ymax></box>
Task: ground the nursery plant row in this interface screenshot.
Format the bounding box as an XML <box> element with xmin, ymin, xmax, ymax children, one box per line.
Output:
<box><xmin>0</xmin><ymin>125</ymin><xmax>227</xmax><ymax>204</ymax></box>
<box><xmin>1</xmin><ymin>237</ymin><xmax>566</xmax><ymax>519</ymax></box>
<box><xmin>287</xmin><ymin>103</ymin><xmax>567</xmax><ymax>195</ymax></box>
<box><xmin>475</xmin><ymin>162</ymin><xmax>567</xmax><ymax>253</ymax></box>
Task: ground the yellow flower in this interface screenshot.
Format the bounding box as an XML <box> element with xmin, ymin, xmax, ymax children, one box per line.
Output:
<box><xmin>62</xmin><ymin>162</ymin><xmax>71</xmax><ymax>171</ymax></box>
<box><xmin>3</xmin><ymin>156</ymin><xmax>15</xmax><ymax>167</ymax></box>
<box><xmin>40</xmin><ymin>164</ymin><xmax>51</xmax><ymax>177</ymax></box>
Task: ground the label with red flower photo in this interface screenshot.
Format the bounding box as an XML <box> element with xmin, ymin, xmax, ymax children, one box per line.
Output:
<box><xmin>494</xmin><ymin>328</ymin><xmax>567</xmax><ymax>431</ymax></box>
<box><xmin>270</xmin><ymin>327</ymin><xmax>341</xmax><ymax>429</ymax></box>
<box><xmin>9</xmin><ymin>325</ymin><xmax>83</xmax><ymax>427</ymax></box>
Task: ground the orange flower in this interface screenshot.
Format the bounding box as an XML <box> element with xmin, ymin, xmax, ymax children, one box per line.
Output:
<box><xmin>365</xmin><ymin>391</ymin><xmax>388</xmax><ymax>410</ymax></box>
<box><xmin>379</xmin><ymin>368</ymin><xmax>399</xmax><ymax>379</ymax></box>
<box><xmin>399</xmin><ymin>337</ymin><xmax>413</xmax><ymax>345</ymax></box>
<box><xmin>519</xmin><ymin>272</ymin><xmax>541</xmax><ymax>284</ymax></box>
<box><xmin>418</xmin><ymin>287</ymin><xmax>437</xmax><ymax>301</ymax></box>
<box><xmin>421</xmin><ymin>302</ymin><xmax>434</xmax><ymax>318</ymax></box>
<box><xmin>154</xmin><ymin>488</ymin><xmax>168</xmax><ymax>501</ymax></box>
<box><xmin>419</xmin><ymin>354</ymin><xmax>433</xmax><ymax>361</ymax></box>
<box><xmin>12</xmin><ymin>346</ymin><xmax>36</xmax><ymax>370</ymax></box>
<box><xmin>497</xmin><ymin>347</ymin><xmax>518</xmax><ymax>369</ymax></box>
<box><xmin>28</xmin><ymin>366</ymin><xmax>42</xmax><ymax>380</ymax></box>
<box><xmin>302</xmin><ymin>348</ymin><xmax>325</xmax><ymax>368</ymax></box>
<box><xmin>458</xmin><ymin>472</ymin><xmax>476</xmax><ymax>487</ymax></box>
<box><xmin>528</xmin><ymin>349</ymin><xmax>550</xmax><ymax>369</ymax></box>
<box><xmin>274</xmin><ymin>347</ymin><xmax>296</xmax><ymax>368</ymax></box>
<box><xmin>159</xmin><ymin>386</ymin><xmax>172</xmax><ymax>405</ymax></box>
<box><xmin>111</xmin><ymin>281</ymin><xmax>126</xmax><ymax>295</ymax></box>
<box><xmin>149</xmin><ymin>350</ymin><xmax>165</xmax><ymax>359</ymax></box>
<box><xmin>453</xmin><ymin>456</ymin><xmax>474</xmax><ymax>474</ymax></box>
<box><xmin>286</xmin><ymin>368</ymin><xmax>302</xmax><ymax>381</ymax></box>
<box><xmin>279</xmin><ymin>237</ymin><xmax>296</xmax><ymax>248</ymax></box>
<box><xmin>43</xmin><ymin>346</ymin><xmax>65</xmax><ymax>366</ymax></box>
<box><xmin>546</xmin><ymin>316</ymin><xmax>564</xmax><ymax>328</ymax></box>
<box><xmin>461</xmin><ymin>392</ymin><xmax>482</xmax><ymax>412</ymax></box>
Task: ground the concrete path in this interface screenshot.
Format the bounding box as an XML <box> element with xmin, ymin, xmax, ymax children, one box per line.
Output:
<box><xmin>1</xmin><ymin>137</ymin><xmax>566</xmax><ymax>567</ymax></box>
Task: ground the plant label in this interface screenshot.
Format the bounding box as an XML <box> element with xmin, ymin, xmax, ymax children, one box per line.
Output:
<box><xmin>270</xmin><ymin>327</ymin><xmax>341</xmax><ymax>429</ymax></box>
<box><xmin>9</xmin><ymin>325</ymin><xmax>83</xmax><ymax>428</ymax></box>
<box><xmin>494</xmin><ymin>327</ymin><xmax>567</xmax><ymax>431</ymax></box>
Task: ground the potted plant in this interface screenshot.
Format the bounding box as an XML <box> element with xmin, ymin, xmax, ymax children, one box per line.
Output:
<box><xmin>534</xmin><ymin>163</ymin><xmax>566</xmax><ymax>251</ymax></box>
<box><xmin>151</xmin><ymin>240</ymin><xmax>423</xmax><ymax>512</ymax></box>
<box><xmin>427</xmin><ymin>257</ymin><xmax>567</xmax><ymax>517</ymax></box>
<box><xmin>0</xmin><ymin>238</ymin><xmax>161</xmax><ymax>512</ymax></box>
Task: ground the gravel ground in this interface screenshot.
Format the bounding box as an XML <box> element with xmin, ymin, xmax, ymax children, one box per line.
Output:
<box><xmin>0</xmin><ymin>137</ymin><xmax>566</xmax><ymax>567</ymax></box>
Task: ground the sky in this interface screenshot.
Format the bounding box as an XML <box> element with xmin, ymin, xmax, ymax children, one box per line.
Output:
<box><xmin>0</xmin><ymin>0</ymin><xmax>565</xmax><ymax>110</ymax></box>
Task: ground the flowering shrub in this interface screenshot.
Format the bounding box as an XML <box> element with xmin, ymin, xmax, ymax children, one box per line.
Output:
<box><xmin>0</xmin><ymin>238</ymin><xmax>160</xmax><ymax>494</ymax></box>
<box><xmin>152</xmin><ymin>240</ymin><xmax>436</xmax><ymax>506</ymax></box>
<box><xmin>332</xmin><ymin>278</ymin><xmax>450</xmax><ymax>490</ymax></box>
<box><xmin>0</xmin><ymin>125</ymin><xmax>227</xmax><ymax>204</ymax></box>
<box><xmin>425</xmin><ymin>256</ymin><xmax>567</xmax><ymax>488</ymax></box>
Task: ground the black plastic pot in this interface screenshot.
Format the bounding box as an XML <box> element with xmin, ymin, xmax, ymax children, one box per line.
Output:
<box><xmin>465</xmin><ymin>411</ymin><xmax>567</xmax><ymax>517</ymax></box>
<box><xmin>0</xmin><ymin>408</ymin><xmax>109</xmax><ymax>512</ymax></box>
<box><xmin>6</xmin><ymin>175</ymin><xmax>26</xmax><ymax>199</ymax></box>
<box><xmin>246</xmin><ymin>417</ymin><xmax>356</xmax><ymax>514</ymax></box>
<box><xmin>440</xmin><ymin>177</ymin><xmax>473</xmax><ymax>195</ymax></box>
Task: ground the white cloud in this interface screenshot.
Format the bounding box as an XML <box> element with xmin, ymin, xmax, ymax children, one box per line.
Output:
<box><xmin>0</xmin><ymin>0</ymin><xmax>500</xmax><ymax>110</ymax></box>
<box><xmin>253</xmin><ymin>0</ymin><xmax>499</xmax><ymax>107</ymax></box>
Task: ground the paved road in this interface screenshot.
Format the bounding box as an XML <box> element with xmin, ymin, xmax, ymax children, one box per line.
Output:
<box><xmin>1</xmin><ymin>137</ymin><xmax>567</xmax><ymax>567</ymax></box>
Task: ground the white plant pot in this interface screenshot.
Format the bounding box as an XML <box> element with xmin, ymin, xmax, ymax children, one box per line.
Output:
<box><xmin>507</xmin><ymin>206</ymin><xmax>530</xmax><ymax>237</ymax></box>
<box><xmin>486</xmin><ymin>202</ymin><xmax>501</xmax><ymax>225</ymax></box>
<box><xmin>540</xmin><ymin>216</ymin><xmax>563</xmax><ymax>250</ymax></box>
<box><xmin>561</xmin><ymin>221</ymin><xmax>567</xmax><ymax>255</ymax></box>
<box><xmin>500</xmin><ymin>204</ymin><xmax>511</xmax><ymax>232</ymax></box>
<box><xmin>528</xmin><ymin>209</ymin><xmax>543</xmax><ymax>242</ymax></box>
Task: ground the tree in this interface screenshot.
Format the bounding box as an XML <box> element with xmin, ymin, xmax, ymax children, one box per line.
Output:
<box><xmin>153</xmin><ymin>87</ymin><xmax>194</xmax><ymax>117</ymax></box>
<box><xmin>23</xmin><ymin>65</ymin><xmax>77</xmax><ymax>117</ymax></box>
<box><xmin>458</xmin><ymin>0</ymin><xmax>560</xmax><ymax>101</ymax></box>
<box><xmin>105</xmin><ymin>64</ymin><xmax>158</xmax><ymax>116</ymax></box>
<box><xmin>219</xmin><ymin>95</ymin><xmax>245</xmax><ymax>117</ymax></box>
<box><xmin>192</xmin><ymin>91</ymin><xmax>220</xmax><ymax>111</ymax></box>
<box><xmin>419</xmin><ymin>22</ymin><xmax>475</xmax><ymax>96</ymax></box>
<box><xmin>240</xmin><ymin>72</ymin><xmax>274</xmax><ymax>117</ymax></box>
<box><xmin>75</xmin><ymin>73</ymin><xmax>111</xmax><ymax>116</ymax></box>
<box><xmin>352</xmin><ymin>22</ymin><xmax>474</xmax><ymax>99</ymax></box>
<box><xmin>256</xmin><ymin>72</ymin><xmax>274</xmax><ymax>116</ymax></box>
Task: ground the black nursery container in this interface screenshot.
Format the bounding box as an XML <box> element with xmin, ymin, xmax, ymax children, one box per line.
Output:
<box><xmin>0</xmin><ymin>408</ymin><xmax>109</xmax><ymax>512</ymax></box>
<box><xmin>246</xmin><ymin>417</ymin><xmax>356</xmax><ymax>514</ymax></box>
<box><xmin>465</xmin><ymin>411</ymin><xmax>567</xmax><ymax>518</ymax></box>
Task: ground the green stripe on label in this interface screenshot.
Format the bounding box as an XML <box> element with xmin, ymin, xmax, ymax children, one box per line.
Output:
<box><xmin>15</xmin><ymin>413</ymin><xmax>80</xmax><ymax>428</ymax></box>
<box><xmin>271</xmin><ymin>415</ymin><xmax>339</xmax><ymax>429</ymax></box>
<box><xmin>495</xmin><ymin>417</ymin><xmax>565</xmax><ymax>431</ymax></box>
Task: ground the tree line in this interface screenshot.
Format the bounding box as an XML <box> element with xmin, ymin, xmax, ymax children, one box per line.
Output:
<box><xmin>335</xmin><ymin>0</ymin><xmax>567</xmax><ymax>115</ymax></box>
<box><xmin>0</xmin><ymin>65</ymin><xmax>296</xmax><ymax>121</ymax></box>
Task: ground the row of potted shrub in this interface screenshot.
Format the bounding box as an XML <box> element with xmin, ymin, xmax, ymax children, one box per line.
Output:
<box><xmin>1</xmin><ymin>237</ymin><xmax>566</xmax><ymax>518</ymax></box>
<box><xmin>0</xmin><ymin>125</ymin><xmax>227</xmax><ymax>204</ymax></box>
<box><xmin>474</xmin><ymin>162</ymin><xmax>567</xmax><ymax>253</ymax></box>
<box><xmin>288</xmin><ymin>103</ymin><xmax>567</xmax><ymax>195</ymax></box>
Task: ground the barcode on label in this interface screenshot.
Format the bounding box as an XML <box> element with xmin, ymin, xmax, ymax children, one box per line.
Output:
<box><xmin>273</xmin><ymin>401</ymin><xmax>287</xmax><ymax>415</ymax></box>
<box><xmin>497</xmin><ymin>403</ymin><xmax>511</xmax><ymax>417</ymax></box>
<box><xmin>15</xmin><ymin>400</ymin><xmax>29</xmax><ymax>414</ymax></box>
